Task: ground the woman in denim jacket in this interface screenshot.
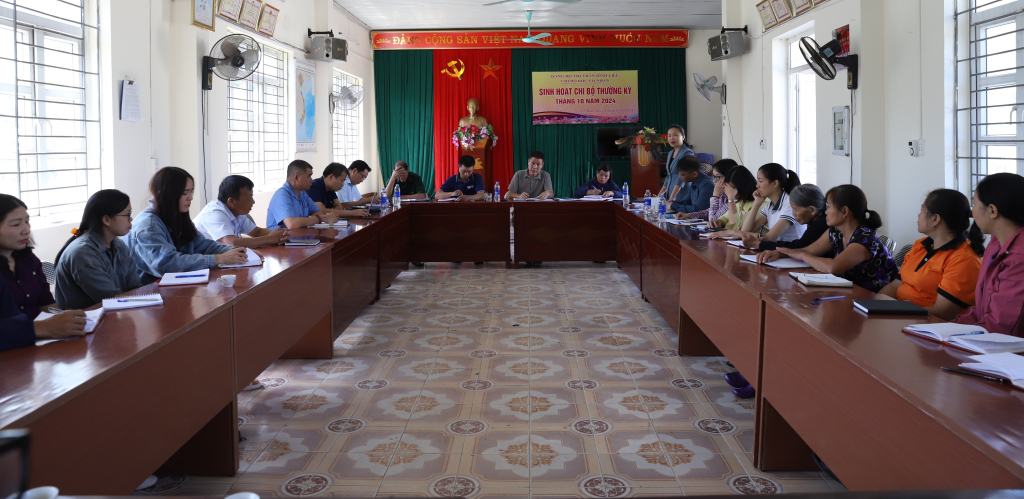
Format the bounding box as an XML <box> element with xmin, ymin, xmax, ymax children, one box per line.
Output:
<box><xmin>54</xmin><ymin>190</ymin><xmax>143</xmax><ymax>309</ymax></box>
<box><xmin>125</xmin><ymin>167</ymin><xmax>247</xmax><ymax>284</ymax></box>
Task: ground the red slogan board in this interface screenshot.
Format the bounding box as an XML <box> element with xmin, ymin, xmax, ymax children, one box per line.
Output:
<box><xmin>373</xmin><ymin>29</ymin><xmax>688</xmax><ymax>50</ymax></box>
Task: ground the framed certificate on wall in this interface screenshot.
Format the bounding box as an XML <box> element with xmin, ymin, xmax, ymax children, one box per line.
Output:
<box><xmin>756</xmin><ymin>0</ymin><xmax>777</xmax><ymax>31</ymax></box>
<box><xmin>191</xmin><ymin>0</ymin><xmax>215</xmax><ymax>32</ymax></box>
<box><xmin>218</xmin><ymin>0</ymin><xmax>244</xmax><ymax>22</ymax></box>
<box><xmin>770</xmin><ymin>0</ymin><xmax>793</xmax><ymax>23</ymax></box>
<box><xmin>258</xmin><ymin>4</ymin><xmax>280</xmax><ymax>38</ymax></box>
<box><xmin>238</xmin><ymin>0</ymin><xmax>263</xmax><ymax>30</ymax></box>
<box><xmin>792</xmin><ymin>0</ymin><xmax>814</xmax><ymax>15</ymax></box>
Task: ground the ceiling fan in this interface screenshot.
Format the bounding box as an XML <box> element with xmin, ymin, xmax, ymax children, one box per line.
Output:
<box><xmin>484</xmin><ymin>0</ymin><xmax>581</xmax><ymax>6</ymax></box>
<box><xmin>495</xmin><ymin>11</ymin><xmax>553</xmax><ymax>45</ymax></box>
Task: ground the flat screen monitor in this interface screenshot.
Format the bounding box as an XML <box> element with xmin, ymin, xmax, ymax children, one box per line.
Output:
<box><xmin>596</xmin><ymin>126</ymin><xmax>643</xmax><ymax>158</ymax></box>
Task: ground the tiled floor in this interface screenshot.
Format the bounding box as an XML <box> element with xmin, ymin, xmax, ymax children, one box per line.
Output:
<box><xmin>139</xmin><ymin>262</ymin><xmax>846</xmax><ymax>497</ymax></box>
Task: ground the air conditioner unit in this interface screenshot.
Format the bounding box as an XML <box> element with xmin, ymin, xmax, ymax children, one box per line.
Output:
<box><xmin>708</xmin><ymin>31</ymin><xmax>747</xmax><ymax>61</ymax></box>
<box><xmin>310</xmin><ymin>36</ymin><xmax>348</xmax><ymax>62</ymax></box>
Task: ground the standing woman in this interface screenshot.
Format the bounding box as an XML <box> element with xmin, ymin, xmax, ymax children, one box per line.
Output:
<box><xmin>770</xmin><ymin>185</ymin><xmax>898</xmax><ymax>292</ymax></box>
<box><xmin>55</xmin><ymin>190</ymin><xmax>143</xmax><ymax>310</ymax></box>
<box><xmin>676</xmin><ymin>159</ymin><xmax>737</xmax><ymax>221</ymax></box>
<box><xmin>737</xmin><ymin>163</ymin><xmax>804</xmax><ymax>244</ymax></box>
<box><xmin>658</xmin><ymin>125</ymin><xmax>695</xmax><ymax>202</ymax></box>
<box><xmin>954</xmin><ymin>173</ymin><xmax>1024</xmax><ymax>336</ymax></box>
<box><xmin>0</xmin><ymin>194</ymin><xmax>87</xmax><ymax>348</ymax></box>
<box><xmin>125</xmin><ymin>167</ymin><xmax>247</xmax><ymax>284</ymax></box>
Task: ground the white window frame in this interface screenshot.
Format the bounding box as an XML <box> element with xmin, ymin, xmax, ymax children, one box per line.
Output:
<box><xmin>227</xmin><ymin>38</ymin><xmax>290</xmax><ymax>192</ymax></box>
<box><xmin>787</xmin><ymin>30</ymin><xmax>817</xmax><ymax>186</ymax></box>
<box><xmin>956</xmin><ymin>0</ymin><xmax>1024</xmax><ymax>193</ymax></box>
<box><xmin>331</xmin><ymin>69</ymin><xmax>362</xmax><ymax>166</ymax></box>
<box><xmin>1</xmin><ymin>0</ymin><xmax>101</xmax><ymax>227</ymax></box>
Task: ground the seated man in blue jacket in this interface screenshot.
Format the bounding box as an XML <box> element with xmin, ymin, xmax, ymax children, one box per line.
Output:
<box><xmin>573</xmin><ymin>164</ymin><xmax>622</xmax><ymax>199</ymax></box>
<box><xmin>670</xmin><ymin>155</ymin><xmax>714</xmax><ymax>213</ymax></box>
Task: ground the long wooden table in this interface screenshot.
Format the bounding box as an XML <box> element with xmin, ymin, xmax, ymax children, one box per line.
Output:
<box><xmin>4</xmin><ymin>200</ymin><xmax>1024</xmax><ymax>493</ymax></box>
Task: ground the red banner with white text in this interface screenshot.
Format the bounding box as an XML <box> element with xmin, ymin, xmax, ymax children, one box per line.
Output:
<box><xmin>373</xmin><ymin>29</ymin><xmax>688</xmax><ymax>50</ymax></box>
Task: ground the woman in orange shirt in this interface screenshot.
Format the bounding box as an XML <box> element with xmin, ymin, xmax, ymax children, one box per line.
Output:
<box><xmin>877</xmin><ymin>189</ymin><xmax>983</xmax><ymax>320</ymax></box>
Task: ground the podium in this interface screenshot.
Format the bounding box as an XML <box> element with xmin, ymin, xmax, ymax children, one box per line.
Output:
<box><xmin>462</xmin><ymin>137</ymin><xmax>492</xmax><ymax>188</ymax></box>
<box><xmin>629</xmin><ymin>143</ymin><xmax>662</xmax><ymax>196</ymax></box>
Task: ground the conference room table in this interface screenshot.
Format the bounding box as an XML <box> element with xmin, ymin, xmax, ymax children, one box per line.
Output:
<box><xmin>2</xmin><ymin>198</ymin><xmax>1024</xmax><ymax>493</ymax></box>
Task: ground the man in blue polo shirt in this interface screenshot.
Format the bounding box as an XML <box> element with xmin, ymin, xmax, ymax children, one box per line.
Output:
<box><xmin>306</xmin><ymin>162</ymin><xmax>368</xmax><ymax>218</ymax></box>
<box><xmin>670</xmin><ymin>155</ymin><xmax>714</xmax><ymax>213</ymax></box>
<box><xmin>266</xmin><ymin>159</ymin><xmax>339</xmax><ymax>229</ymax></box>
<box><xmin>436</xmin><ymin>155</ymin><xmax>486</xmax><ymax>201</ymax></box>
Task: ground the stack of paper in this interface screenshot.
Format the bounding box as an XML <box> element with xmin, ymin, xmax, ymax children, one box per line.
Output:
<box><xmin>960</xmin><ymin>352</ymin><xmax>1024</xmax><ymax>390</ymax></box>
<box><xmin>309</xmin><ymin>221</ymin><xmax>349</xmax><ymax>229</ymax></box>
<box><xmin>739</xmin><ymin>254</ymin><xmax>812</xmax><ymax>269</ymax></box>
<box><xmin>512</xmin><ymin>198</ymin><xmax>555</xmax><ymax>202</ymax></box>
<box><xmin>34</xmin><ymin>308</ymin><xmax>105</xmax><ymax>333</ymax></box>
<box><xmin>220</xmin><ymin>249</ymin><xmax>263</xmax><ymax>268</ymax></box>
<box><xmin>103</xmin><ymin>293</ymin><xmax>164</xmax><ymax>310</ymax></box>
<box><xmin>904</xmin><ymin>324</ymin><xmax>1024</xmax><ymax>354</ymax></box>
<box><xmin>158</xmin><ymin>269</ymin><xmax>210</xmax><ymax>286</ymax></box>
<box><xmin>699</xmin><ymin>233</ymin><xmax>740</xmax><ymax>240</ymax></box>
<box><xmin>436</xmin><ymin>197</ymin><xmax>458</xmax><ymax>202</ymax></box>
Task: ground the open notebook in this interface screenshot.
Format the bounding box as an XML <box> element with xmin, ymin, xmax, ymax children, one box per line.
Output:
<box><xmin>739</xmin><ymin>254</ymin><xmax>811</xmax><ymax>269</ymax></box>
<box><xmin>904</xmin><ymin>323</ymin><xmax>1024</xmax><ymax>354</ymax></box>
<box><xmin>959</xmin><ymin>353</ymin><xmax>1024</xmax><ymax>390</ymax></box>
<box><xmin>220</xmin><ymin>249</ymin><xmax>264</xmax><ymax>268</ymax></box>
<box><xmin>103</xmin><ymin>293</ymin><xmax>164</xmax><ymax>310</ymax></box>
<box><xmin>309</xmin><ymin>221</ymin><xmax>349</xmax><ymax>229</ymax></box>
<box><xmin>34</xmin><ymin>308</ymin><xmax>104</xmax><ymax>333</ymax></box>
<box><xmin>789</xmin><ymin>272</ymin><xmax>853</xmax><ymax>287</ymax></box>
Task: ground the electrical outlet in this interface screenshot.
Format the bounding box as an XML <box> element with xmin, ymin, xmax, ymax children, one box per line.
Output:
<box><xmin>759</xmin><ymin>139</ymin><xmax>766</xmax><ymax>149</ymax></box>
<box><xmin>909</xmin><ymin>139</ymin><xmax>925</xmax><ymax>157</ymax></box>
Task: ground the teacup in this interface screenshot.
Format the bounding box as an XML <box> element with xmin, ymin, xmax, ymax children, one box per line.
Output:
<box><xmin>22</xmin><ymin>487</ymin><xmax>59</xmax><ymax>499</ymax></box>
<box><xmin>217</xmin><ymin>275</ymin><xmax>237</xmax><ymax>287</ymax></box>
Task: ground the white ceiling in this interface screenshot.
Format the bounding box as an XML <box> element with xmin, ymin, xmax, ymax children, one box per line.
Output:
<box><xmin>333</xmin><ymin>0</ymin><xmax>722</xmax><ymax>31</ymax></box>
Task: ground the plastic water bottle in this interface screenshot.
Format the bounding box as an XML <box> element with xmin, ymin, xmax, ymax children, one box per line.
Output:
<box><xmin>394</xmin><ymin>184</ymin><xmax>401</xmax><ymax>209</ymax></box>
<box><xmin>644</xmin><ymin>190</ymin><xmax>652</xmax><ymax>217</ymax></box>
<box><xmin>380</xmin><ymin>188</ymin><xmax>388</xmax><ymax>210</ymax></box>
<box><xmin>658</xmin><ymin>195</ymin><xmax>667</xmax><ymax>223</ymax></box>
<box><xmin>622</xmin><ymin>182</ymin><xmax>629</xmax><ymax>207</ymax></box>
<box><xmin>494</xmin><ymin>182</ymin><xmax>501</xmax><ymax>202</ymax></box>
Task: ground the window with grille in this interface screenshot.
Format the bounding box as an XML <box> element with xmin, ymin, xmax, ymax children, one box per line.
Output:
<box><xmin>0</xmin><ymin>0</ymin><xmax>101</xmax><ymax>226</ymax></box>
<box><xmin>331</xmin><ymin>70</ymin><xmax>362</xmax><ymax>166</ymax></box>
<box><xmin>956</xmin><ymin>0</ymin><xmax>1024</xmax><ymax>193</ymax></box>
<box><xmin>227</xmin><ymin>42</ymin><xmax>288</xmax><ymax>191</ymax></box>
<box><xmin>788</xmin><ymin>31</ymin><xmax>817</xmax><ymax>186</ymax></box>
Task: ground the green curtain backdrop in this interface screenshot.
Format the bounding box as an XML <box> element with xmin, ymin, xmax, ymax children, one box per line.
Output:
<box><xmin>511</xmin><ymin>48</ymin><xmax>687</xmax><ymax>197</ymax></box>
<box><xmin>374</xmin><ymin>50</ymin><xmax>435</xmax><ymax>195</ymax></box>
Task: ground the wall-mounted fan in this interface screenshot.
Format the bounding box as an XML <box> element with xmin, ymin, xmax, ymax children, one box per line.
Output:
<box><xmin>202</xmin><ymin>34</ymin><xmax>262</xmax><ymax>90</ymax></box>
<box><xmin>692</xmin><ymin>73</ymin><xmax>726</xmax><ymax>104</ymax></box>
<box><xmin>330</xmin><ymin>85</ymin><xmax>365</xmax><ymax>113</ymax></box>
<box><xmin>799</xmin><ymin>36</ymin><xmax>858</xmax><ymax>89</ymax></box>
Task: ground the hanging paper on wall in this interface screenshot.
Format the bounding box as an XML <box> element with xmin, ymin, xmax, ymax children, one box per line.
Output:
<box><xmin>238</xmin><ymin>0</ymin><xmax>263</xmax><ymax>30</ymax></box>
<box><xmin>258</xmin><ymin>4</ymin><xmax>280</xmax><ymax>38</ymax></box>
<box><xmin>296</xmin><ymin>60</ymin><xmax>316</xmax><ymax>153</ymax></box>
<box><xmin>192</xmin><ymin>0</ymin><xmax>215</xmax><ymax>31</ymax></box>
<box><xmin>756</xmin><ymin>0</ymin><xmax>777</xmax><ymax>30</ymax></box>
<box><xmin>769</xmin><ymin>0</ymin><xmax>793</xmax><ymax>23</ymax></box>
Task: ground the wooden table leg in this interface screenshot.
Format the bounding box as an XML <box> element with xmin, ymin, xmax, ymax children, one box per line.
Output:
<box><xmin>159</xmin><ymin>399</ymin><xmax>240</xmax><ymax>476</ymax></box>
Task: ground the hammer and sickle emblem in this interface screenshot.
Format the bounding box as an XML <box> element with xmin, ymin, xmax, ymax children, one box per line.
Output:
<box><xmin>441</xmin><ymin>59</ymin><xmax>466</xmax><ymax>80</ymax></box>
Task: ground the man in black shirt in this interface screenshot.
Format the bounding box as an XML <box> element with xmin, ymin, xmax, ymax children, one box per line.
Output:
<box><xmin>385</xmin><ymin>161</ymin><xmax>428</xmax><ymax>200</ymax></box>
<box><xmin>306</xmin><ymin>162</ymin><xmax>369</xmax><ymax>218</ymax></box>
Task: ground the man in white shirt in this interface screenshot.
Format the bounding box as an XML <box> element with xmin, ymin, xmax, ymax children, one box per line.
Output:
<box><xmin>338</xmin><ymin>160</ymin><xmax>377</xmax><ymax>208</ymax></box>
<box><xmin>195</xmin><ymin>175</ymin><xmax>289</xmax><ymax>248</ymax></box>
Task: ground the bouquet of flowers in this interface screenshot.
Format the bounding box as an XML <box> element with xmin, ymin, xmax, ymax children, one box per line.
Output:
<box><xmin>614</xmin><ymin>126</ymin><xmax>669</xmax><ymax>165</ymax></box>
<box><xmin>451</xmin><ymin>124</ymin><xmax>499</xmax><ymax>150</ymax></box>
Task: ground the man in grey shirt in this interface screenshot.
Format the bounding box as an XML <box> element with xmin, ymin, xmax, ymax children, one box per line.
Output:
<box><xmin>505</xmin><ymin>151</ymin><xmax>554</xmax><ymax>200</ymax></box>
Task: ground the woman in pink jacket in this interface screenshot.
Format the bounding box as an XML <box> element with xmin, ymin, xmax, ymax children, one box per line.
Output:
<box><xmin>954</xmin><ymin>173</ymin><xmax>1024</xmax><ymax>337</ymax></box>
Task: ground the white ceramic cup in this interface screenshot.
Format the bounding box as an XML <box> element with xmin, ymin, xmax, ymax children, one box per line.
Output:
<box><xmin>21</xmin><ymin>487</ymin><xmax>59</xmax><ymax>499</ymax></box>
<box><xmin>225</xmin><ymin>493</ymin><xmax>260</xmax><ymax>499</ymax></box>
<box><xmin>217</xmin><ymin>275</ymin><xmax>237</xmax><ymax>287</ymax></box>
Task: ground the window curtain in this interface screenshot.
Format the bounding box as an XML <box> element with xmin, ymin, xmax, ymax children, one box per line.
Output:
<box><xmin>432</xmin><ymin>49</ymin><xmax>514</xmax><ymax>193</ymax></box>
<box><xmin>510</xmin><ymin>48</ymin><xmax>687</xmax><ymax>197</ymax></box>
<box><xmin>374</xmin><ymin>50</ymin><xmax>435</xmax><ymax>195</ymax></box>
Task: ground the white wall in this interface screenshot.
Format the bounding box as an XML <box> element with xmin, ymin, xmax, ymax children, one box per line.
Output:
<box><xmin>686</xmin><ymin>30</ymin><xmax>724</xmax><ymax>160</ymax></box>
<box><xmin>721</xmin><ymin>0</ymin><xmax>952</xmax><ymax>247</ymax></box>
<box><xmin>30</xmin><ymin>0</ymin><xmax>377</xmax><ymax>262</ymax></box>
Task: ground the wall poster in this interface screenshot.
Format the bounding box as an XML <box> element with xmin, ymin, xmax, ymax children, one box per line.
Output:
<box><xmin>531</xmin><ymin>71</ymin><xmax>638</xmax><ymax>125</ymax></box>
<box><xmin>296</xmin><ymin>60</ymin><xmax>316</xmax><ymax>153</ymax></box>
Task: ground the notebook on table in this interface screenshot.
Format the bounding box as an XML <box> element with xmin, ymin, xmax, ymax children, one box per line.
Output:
<box><xmin>903</xmin><ymin>323</ymin><xmax>1024</xmax><ymax>354</ymax></box>
<box><xmin>959</xmin><ymin>352</ymin><xmax>1024</xmax><ymax>390</ymax></box>
<box><xmin>739</xmin><ymin>255</ymin><xmax>811</xmax><ymax>269</ymax></box>
<box><xmin>699</xmin><ymin>233</ymin><xmax>739</xmax><ymax>240</ymax></box>
<box><xmin>220</xmin><ymin>249</ymin><xmax>264</xmax><ymax>268</ymax></box>
<box><xmin>789</xmin><ymin>272</ymin><xmax>853</xmax><ymax>287</ymax></box>
<box><xmin>103</xmin><ymin>293</ymin><xmax>164</xmax><ymax>310</ymax></box>
<box><xmin>309</xmin><ymin>221</ymin><xmax>349</xmax><ymax>229</ymax></box>
<box><xmin>34</xmin><ymin>308</ymin><xmax>105</xmax><ymax>333</ymax></box>
<box><xmin>158</xmin><ymin>269</ymin><xmax>210</xmax><ymax>286</ymax></box>
<box><xmin>285</xmin><ymin>236</ymin><xmax>321</xmax><ymax>247</ymax></box>
<box><xmin>853</xmin><ymin>300</ymin><xmax>928</xmax><ymax>315</ymax></box>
